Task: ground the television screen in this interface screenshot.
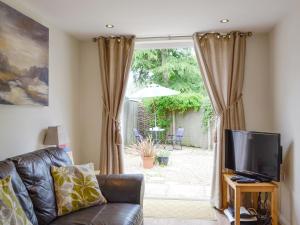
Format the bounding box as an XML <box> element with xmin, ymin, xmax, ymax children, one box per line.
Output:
<box><xmin>225</xmin><ymin>130</ymin><xmax>282</xmax><ymax>181</ymax></box>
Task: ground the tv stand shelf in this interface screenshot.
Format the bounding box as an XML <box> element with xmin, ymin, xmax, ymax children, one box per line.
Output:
<box><xmin>222</xmin><ymin>173</ymin><xmax>278</xmax><ymax>225</ymax></box>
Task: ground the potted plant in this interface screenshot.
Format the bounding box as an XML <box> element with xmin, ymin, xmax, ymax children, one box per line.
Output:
<box><xmin>135</xmin><ymin>138</ymin><xmax>156</xmax><ymax>169</ymax></box>
<box><xmin>156</xmin><ymin>149</ymin><xmax>171</xmax><ymax>166</ymax></box>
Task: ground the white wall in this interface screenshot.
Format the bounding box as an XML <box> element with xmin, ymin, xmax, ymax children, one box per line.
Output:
<box><xmin>0</xmin><ymin>0</ymin><xmax>80</xmax><ymax>162</ymax></box>
<box><xmin>78</xmin><ymin>42</ymin><xmax>102</xmax><ymax>168</ymax></box>
<box><xmin>270</xmin><ymin>5</ymin><xmax>300</xmax><ymax>225</ymax></box>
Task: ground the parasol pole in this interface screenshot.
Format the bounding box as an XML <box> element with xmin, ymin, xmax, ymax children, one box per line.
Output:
<box><xmin>172</xmin><ymin>111</ymin><xmax>176</xmax><ymax>135</ymax></box>
<box><xmin>152</xmin><ymin>99</ymin><xmax>158</xmax><ymax>127</ymax></box>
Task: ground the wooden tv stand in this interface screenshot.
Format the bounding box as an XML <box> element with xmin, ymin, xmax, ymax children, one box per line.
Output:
<box><xmin>222</xmin><ymin>174</ymin><xmax>278</xmax><ymax>225</ymax></box>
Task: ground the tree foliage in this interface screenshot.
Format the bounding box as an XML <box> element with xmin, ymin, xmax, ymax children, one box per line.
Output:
<box><xmin>132</xmin><ymin>48</ymin><xmax>206</xmax><ymax>94</ymax></box>
<box><xmin>131</xmin><ymin>48</ymin><xmax>214</xmax><ymax>130</ymax></box>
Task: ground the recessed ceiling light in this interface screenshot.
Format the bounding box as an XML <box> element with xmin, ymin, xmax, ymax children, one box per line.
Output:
<box><xmin>105</xmin><ymin>24</ymin><xmax>114</xmax><ymax>28</ymax></box>
<box><xmin>220</xmin><ymin>19</ymin><xmax>229</xmax><ymax>23</ymax></box>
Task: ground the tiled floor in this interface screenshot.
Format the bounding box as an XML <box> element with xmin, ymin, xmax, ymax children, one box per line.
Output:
<box><xmin>124</xmin><ymin>146</ymin><xmax>213</xmax><ymax>200</ymax></box>
<box><xmin>143</xmin><ymin>199</ymin><xmax>215</xmax><ymax>220</ymax></box>
<box><xmin>144</xmin><ymin>218</ymin><xmax>217</xmax><ymax>225</ymax></box>
<box><xmin>144</xmin><ymin>210</ymin><xmax>229</xmax><ymax>225</ymax></box>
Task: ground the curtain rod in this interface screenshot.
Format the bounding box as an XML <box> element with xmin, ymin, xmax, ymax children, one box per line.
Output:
<box><xmin>93</xmin><ymin>35</ymin><xmax>191</xmax><ymax>42</ymax></box>
<box><xmin>136</xmin><ymin>35</ymin><xmax>192</xmax><ymax>40</ymax></box>
<box><xmin>93</xmin><ymin>32</ymin><xmax>252</xmax><ymax>42</ymax></box>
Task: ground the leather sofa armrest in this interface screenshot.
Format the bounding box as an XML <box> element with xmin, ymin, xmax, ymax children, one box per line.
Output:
<box><xmin>96</xmin><ymin>174</ymin><xmax>144</xmax><ymax>205</ymax></box>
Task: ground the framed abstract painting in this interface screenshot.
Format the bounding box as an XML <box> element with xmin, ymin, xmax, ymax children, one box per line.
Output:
<box><xmin>0</xmin><ymin>1</ymin><xmax>49</xmax><ymax>106</ymax></box>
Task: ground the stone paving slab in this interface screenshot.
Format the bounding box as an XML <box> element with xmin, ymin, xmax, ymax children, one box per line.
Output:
<box><xmin>124</xmin><ymin>145</ymin><xmax>213</xmax><ymax>200</ymax></box>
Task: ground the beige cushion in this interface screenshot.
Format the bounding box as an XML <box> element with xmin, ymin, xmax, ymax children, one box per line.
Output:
<box><xmin>0</xmin><ymin>176</ymin><xmax>32</xmax><ymax>225</ymax></box>
<box><xmin>51</xmin><ymin>163</ymin><xmax>107</xmax><ymax>216</ymax></box>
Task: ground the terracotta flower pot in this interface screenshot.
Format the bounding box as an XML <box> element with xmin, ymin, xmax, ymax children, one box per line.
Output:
<box><xmin>142</xmin><ymin>156</ymin><xmax>155</xmax><ymax>169</ymax></box>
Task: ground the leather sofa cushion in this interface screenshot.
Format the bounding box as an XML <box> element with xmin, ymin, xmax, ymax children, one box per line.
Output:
<box><xmin>97</xmin><ymin>174</ymin><xmax>144</xmax><ymax>205</ymax></box>
<box><xmin>10</xmin><ymin>147</ymin><xmax>72</xmax><ymax>225</ymax></box>
<box><xmin>50</xmin><ymin>203</ymin><xmax>143</xmax><ymax>225</ymax></box>
<box><xmin>0</xmin><ymin>160</ymin><xmax>38</xmax><ymax>225</ymax></box>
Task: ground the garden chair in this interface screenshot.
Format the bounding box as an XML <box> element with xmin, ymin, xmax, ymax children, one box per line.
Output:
<box><xmin>166</xmin><ymin>128</ymin><xmax>184</xmax><ymax>150</ymax></box>
<box><xmin>133</xmin><ymin>128</ymin><xmax>144</xmax><ymax>143</ymax></box>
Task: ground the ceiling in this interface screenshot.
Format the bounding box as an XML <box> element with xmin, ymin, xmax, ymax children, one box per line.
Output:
<box><xmin>22</xmin><ymin>0</ymin><xmax>295</xmax><ymax>40</ymax></box>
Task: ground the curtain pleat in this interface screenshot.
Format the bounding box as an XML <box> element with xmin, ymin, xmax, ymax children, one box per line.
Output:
<box><xmin>193</xmin><ymin>32</ymin><xmax>247</xmax><ymax>209</ymax></box>
<box><xmin>97</xmin><ymin>36</ymin><xmax>135</xmax><ymax>174</ymax></box>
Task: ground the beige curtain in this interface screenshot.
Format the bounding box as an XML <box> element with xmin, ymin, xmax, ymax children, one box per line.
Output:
<box><xmin>193</xmin><ymin>32</ymin><xmax>247</xmax><ymax>209</ymax></box>
<box><xmin>97</xmin><ymin>36</ymin><xmax>135</xmax><ymax>174</ymax></box>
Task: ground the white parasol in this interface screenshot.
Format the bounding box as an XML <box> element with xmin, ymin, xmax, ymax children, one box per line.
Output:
<box><xmin>128</xmin><ymin>84</ymin><xmax>180</xmax><ymax>129</ymax></box>
<box><xmin>129</xmin><ymin>84</ymin><xmax>180</xmax><ymax>99</ymax></box>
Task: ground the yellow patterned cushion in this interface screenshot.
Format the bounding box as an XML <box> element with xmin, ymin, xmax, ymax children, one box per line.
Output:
<box><xmin>51</xmin><ymin>163</ymin><xmax>107</xmax><ymax>216</ymax></box>
<box><xmin>0</xmin><ymin>176</ymin><xmax>32</xmax><ymax>225</ymax></box>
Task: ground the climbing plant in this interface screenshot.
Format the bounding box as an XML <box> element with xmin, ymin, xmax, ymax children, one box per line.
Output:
<box><xmin>143</xmin><ymin>93</ymin><xmax>213</xmax><ymax>130</ymax></box>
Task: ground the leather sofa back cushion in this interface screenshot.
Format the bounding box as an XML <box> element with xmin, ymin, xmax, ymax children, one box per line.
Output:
<box><xmin>0</xmin><ymin>160</ymin><xmax>38</xmax><ymax>225</ymax></box>
<box><xmin>10</xmin><ymin>148</ymin><xmax>72</xmax><ymax>225</ymax></box>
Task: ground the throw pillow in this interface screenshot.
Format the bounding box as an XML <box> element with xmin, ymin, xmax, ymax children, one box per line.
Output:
<box><xmin>0</xmin><ymin>176</ymin><xmax>32</xmax><ymax>225</ymax></box>
<box><xmin>51</xmin><ymin>163</ymin><xmax>107</xmax><ymax>216</ymax></box>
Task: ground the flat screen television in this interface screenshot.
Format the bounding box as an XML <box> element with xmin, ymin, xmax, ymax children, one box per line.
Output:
<box><xmin>225</xmin><ymin>129</ymin><xmax>282</xmax><ymax>182</ymax></box>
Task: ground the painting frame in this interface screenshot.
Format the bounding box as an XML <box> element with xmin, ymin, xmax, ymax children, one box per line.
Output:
<box><xmin>0</xmin><ymin>1</ymin><xmax>49</xmax><ymax>106</ymax></box>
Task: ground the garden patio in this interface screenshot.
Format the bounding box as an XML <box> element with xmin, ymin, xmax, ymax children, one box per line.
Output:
<box><xmin>124</xmin><ymin>145</ymin><xmax>213</xmax><ymax>200</ymax></box>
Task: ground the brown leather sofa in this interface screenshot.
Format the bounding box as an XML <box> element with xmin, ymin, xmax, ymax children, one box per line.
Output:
<box><xmin>0</xmin><ymin>147</ymin><xmax>144</xmax><ymax>225</ymax></box>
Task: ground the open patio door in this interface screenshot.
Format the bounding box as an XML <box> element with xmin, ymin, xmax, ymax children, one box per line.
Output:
<box><xmin>121</xmin><ymin>39</ymin><xmax>216</xmax><ymax>221</ymax></box>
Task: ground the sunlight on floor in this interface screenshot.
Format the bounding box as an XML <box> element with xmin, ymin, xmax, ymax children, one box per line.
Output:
<box><xmin>125</xmin><ymin>145</ymin><xmax>213</xmax><ymax>200</ymax></box>
<box><xmin>144</xmin><ymin>199</ymin><xmax>215</xmax><ymax>220</ymax></box>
